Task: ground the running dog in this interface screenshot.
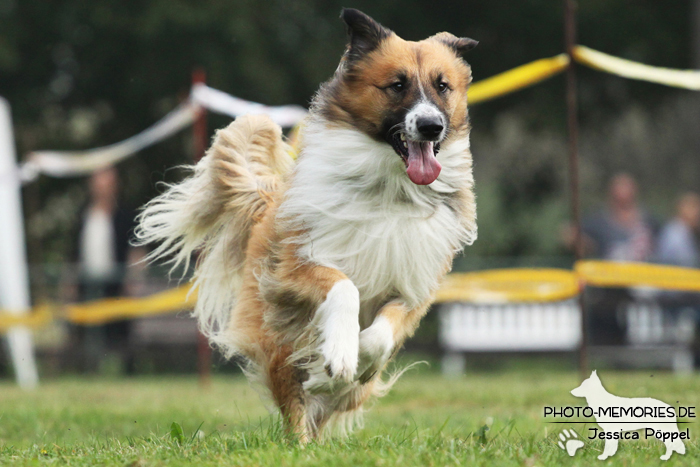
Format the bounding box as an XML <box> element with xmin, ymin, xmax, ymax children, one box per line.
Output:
<box><xmin>136</xmin><ymin>8</ymin><xmax>478</xmax><ymax>441</ymax></box>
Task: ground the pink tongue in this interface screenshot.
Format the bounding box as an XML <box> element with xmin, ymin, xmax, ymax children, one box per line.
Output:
<box><xmin>406</xmin><ymin>141</ymin><xmax>441</xmax><ymax>185</ymax></box>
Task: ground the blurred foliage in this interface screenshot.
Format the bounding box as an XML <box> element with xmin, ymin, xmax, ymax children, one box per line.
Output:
<box><xmin>0</xmin><ymin>0</ymin><xmax>698</xmax><ymax>265</ymax></box>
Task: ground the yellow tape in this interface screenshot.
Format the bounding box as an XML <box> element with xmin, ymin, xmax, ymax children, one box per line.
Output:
<box><xmin>573</xmin><ymin>45</ymin><xmax>700</xmax><ymax>91</ymax></box>
<box><xmin>3</xmin><ymin>260</ymin><xmax>700</xmax><ymax>331</ymax></box>
<box><xmin>468</xmin><ymin>54</ymin><xmax>570</xmax><ymax>104</ymax></box>
<box><xmin>468</xmin><ymin>45</ymin><xmax>700</xmax><ymax>104</ymax></box>
<box><xmin>65</xmin><ymin>285</ymin><xmax>197</xmax><ymax>325</ymax></box>
<box><xmin>435</xmin><ymin>268</ymin><xmax>580</xmax><ymax>303</ymax></box>
<box><xmin>283</xmin><ymin>47</ymin><xmax>699</xmax><ymax>159</ymax></box>
<box><xmin>0</xmin><ymin>305</ymin><xmax>53</xmax><ymax>332</ymax></box>
<box><xmin>576</xmin><ymin>260</ymin><xmax>700</xmax><ymax>292</ymax></box>
<box><xmin>0</xmin><ymin>285</ymin><xmax>196</xmax><ymax>331</ymax></box>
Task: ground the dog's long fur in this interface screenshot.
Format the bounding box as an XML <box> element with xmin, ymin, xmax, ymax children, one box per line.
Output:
<box><xmin>136</xmin><ymin>9</ymin><xmax>477</xmax><ymax>441</ymax></box>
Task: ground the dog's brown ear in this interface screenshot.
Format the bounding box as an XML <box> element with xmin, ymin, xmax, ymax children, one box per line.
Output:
<box><xmin>340</xmin><ymin>8</ymin><xmax>392</xmax><ymax>59</ymax></box>
<box><xmin>432</xmin><ymin>32</ymin><xmax>478</xmax><ymax>56</ymax></box>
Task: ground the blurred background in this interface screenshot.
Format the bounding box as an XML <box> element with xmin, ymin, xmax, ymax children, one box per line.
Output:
<box><xmin>1</xmin><ymin>0</ymin><xmax>699</xmax><ymax>379</ymax></box>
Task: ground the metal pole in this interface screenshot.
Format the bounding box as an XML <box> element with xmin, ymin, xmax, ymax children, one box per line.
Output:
<box><xmin>192</xmin><ymin>69</ymin><xmax>212</xmax><ymax>387</ymax></box>
<box><xmin>564</xmin><ymin>0</ymin><xmax>588</xmax><ymax>377</ymax></box>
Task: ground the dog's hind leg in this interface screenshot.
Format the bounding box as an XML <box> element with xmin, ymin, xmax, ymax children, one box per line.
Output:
<box><xmin>316</xmin><ymin>381</ymin><xmax>376</xmax><ymax>437</ymax></box>
<box><xmin>268</xmin><ymin>345</ymin><xmax>309</xmax><ymax>443</ymax></box>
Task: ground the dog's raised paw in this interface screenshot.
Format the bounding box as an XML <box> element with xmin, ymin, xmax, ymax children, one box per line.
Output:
<box><xmin>357</xmin><ymin>316</ymin><xmax>394</xmax><ymax>382</ymax></box>
<box><xmin>557</xmin><ymin>429</ymin><xmax>584</xmax><ymax>457</ymax></box>
<box><xmin>303</xmin><ymin>343</ymin><xmax>357</xmax><ymax>392</ymax></box>
<box><xmin>320</xmin><ymin>337</ymin><xmax>358</xmax><ymax>382</ymax></box>
<box><xmin>313</xmin><ymin>280</ymin><xmax>360</xmax><ymax>384</ymax></box>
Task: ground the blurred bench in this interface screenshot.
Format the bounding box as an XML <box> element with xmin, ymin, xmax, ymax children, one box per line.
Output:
<box><xmin>439</xmin><ymin>296</ymin><xmax>696</xmax><ymax>374</ymax></box>
<box><xmin>589</xmin><ymin>296</ymin><xmax>696</xmax><ymax>373</ymax></box>
<box><xmin>439</xmin><ymin>300</ymin><xmax>581</xmax><ymax>374</ymax></box>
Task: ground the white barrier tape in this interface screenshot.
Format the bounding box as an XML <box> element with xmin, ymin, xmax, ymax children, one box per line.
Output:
<box><xmin>191</xmin><ymin>83</ymin><xmax>307</xmax><ymax>128</ymax></box>
<box><xmin>16</xmin><ymin>85</ymin><xmax>308</xmax><ymax>183</ymax></box>
<box><xmin>20</xmin><ymin>101</ymin><xmax>200</xmax><ymax>183</ymax></box>
<box><xmin>574</xmin><ymin>46</ymin><xmax>700</xmax><ymax>91</ymax></box>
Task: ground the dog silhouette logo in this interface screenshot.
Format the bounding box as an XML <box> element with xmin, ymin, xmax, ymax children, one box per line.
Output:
<box><xmin>570</xmin><ymin>370</ymin><xmax>686</xmax><ymax>461</ymax></box>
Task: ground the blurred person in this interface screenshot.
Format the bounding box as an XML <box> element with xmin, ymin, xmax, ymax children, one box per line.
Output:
<box><xmin>655</xmin><ymin>193</ymin><xmax>700</xmax><ymax>368</ymax></box>
<box><xmin>656</xmin><ymin>192</ymin><xmax>700</xmax><ymax>268</ymax></box>
<box><xmin>581</xmin><ymin>173</ymin><xmax>658</xmax><ymax>261</ymax></box>
<box><xmin>564</xmin><ymin>173</ymin><xmax>659</xmax><ymax>345</ymax></box>
<box><xmin>68</xmin><ymin>166</ymin><xmax>144</xmax><ymax>373</ymax></box>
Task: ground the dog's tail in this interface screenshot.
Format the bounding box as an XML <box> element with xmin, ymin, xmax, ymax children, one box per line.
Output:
<box><xmin>134</xmin><ymin>115</ymin><xmax>294</xmax><ymax>353</ymax></box>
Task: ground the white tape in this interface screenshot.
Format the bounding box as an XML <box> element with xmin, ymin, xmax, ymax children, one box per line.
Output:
<box><xmin>20</xmin><ymin>101</ymin><xmax>199</xmax><ymax>182</ymax></box>
<box><xmin>14</xmin><ymin>85</ymin><xmax>307</xmax><ymax>184</ymax></box>
<box><xmin>575</xmin><ymin>46</ymin><xmax>700</xmax><ymax>91</ymax></box>
<box><xmin>191</xmin><ymin>83</ymin><xmax>307</xmax><ymax>127</ymax></box>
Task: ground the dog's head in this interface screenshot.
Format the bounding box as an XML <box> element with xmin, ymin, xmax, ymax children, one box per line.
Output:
<box><xmin>571</xmin><ymin>370</ymin><xmax>602</xmax><ymax>398</ymax></box>
<box><xmin>317</xmin><ymin>8</ymin><xmax>477</xmax><ymax>185</ymax></box>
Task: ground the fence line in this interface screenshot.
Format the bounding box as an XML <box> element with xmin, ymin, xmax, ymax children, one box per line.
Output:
<box><xmin>2</xmin><ymin>260</ymin><xmax>699</xmax><ymax>333</ymax></box>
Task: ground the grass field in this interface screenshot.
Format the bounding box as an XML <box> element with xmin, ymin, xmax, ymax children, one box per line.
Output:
<box><xmin>0</xmin><ymin>364</ymin><xmax>698</xmax><ymax>466</ymax></box>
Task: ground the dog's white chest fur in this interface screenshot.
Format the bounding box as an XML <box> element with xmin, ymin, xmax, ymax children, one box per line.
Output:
<box><xmin>279</xmin><ymin>122</ymin><xmax>476</xmax><ymax>319</ymax></box>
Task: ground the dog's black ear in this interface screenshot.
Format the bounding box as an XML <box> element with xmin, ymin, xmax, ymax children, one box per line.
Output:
<box><xmin>340</xmin><ymin>8</ymin><xmax>392</xmax><ymax>59</ymax></box>
<box><xmin>432</xmin><ymin>32</ymin><xmax>478</xmax><ymax>57</ymax></box>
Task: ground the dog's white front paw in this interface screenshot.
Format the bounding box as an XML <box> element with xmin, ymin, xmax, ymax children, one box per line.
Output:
<box><xmin>315</xmin><ymin>280</ymin><xmax>360</xmax><ymax>383</ymax></box>
<box><xmin>357</xmin><ymin>315</ymin><xmax>394</xmax><ymax>383</ymax></box>
<box><xmin>320</xmin><ymin>331</ymin><xmax>359</xmax><ymax>382</ymax></box>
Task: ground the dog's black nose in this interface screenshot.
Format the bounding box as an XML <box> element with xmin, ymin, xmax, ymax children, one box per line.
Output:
<box><xmin>416</xmin><ymin>117</ymin><xmax>444</xmax><ymax>140</ymax></box>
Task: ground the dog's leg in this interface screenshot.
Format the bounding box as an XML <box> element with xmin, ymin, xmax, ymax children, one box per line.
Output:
<box><xmin>268</xmin><ymin>345</ymin><xmax>309</xmax><ymax>443</ymax></box>
<box><xmin>357</xmin><ymin>312</ymin><xmax>395</xmax><ymax>383</ymax></box>
<box><xmin>357</xmin><ymin>300</ymin><xmax>430</xmax><ymax>383</ymax></box>
<box><xmin>311</xmin><ymin>380</ymin><xmax>376</xmax><ymax>438</ymax></box>
<box><xmin>314</xmin><ymin>279</ymin><xmax>361</xmax><ymax>382</ymax></box>
<box><xmin>598</xmin><ymin>436</ymin><xmax>618</xmax><ymax>460</ymax></box>
<box><xmin>268</xmin><ymin>260</ymin><xmax>360</xmax><ymax>388</ymax></box>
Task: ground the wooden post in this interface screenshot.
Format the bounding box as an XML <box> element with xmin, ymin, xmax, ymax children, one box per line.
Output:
<box><xmin>564</xmin><ymin>0</ymin><xmax>588</xmax><ymax>378</ymax></box>
<box><xmin>192</xmin><ymin>69</ymin><xmax>212</xmax><ymax>387</ymax></box>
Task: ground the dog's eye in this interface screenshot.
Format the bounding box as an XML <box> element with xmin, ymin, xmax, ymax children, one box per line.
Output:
<box><xmin>437</xmin><ymin>81</ymin><xmax>449</xmax><ymax>93</ymax></box>
<box><xmin>388</xmin><ymin>82</ymin><xmax>404</xmax><ymax>93</ymax></box>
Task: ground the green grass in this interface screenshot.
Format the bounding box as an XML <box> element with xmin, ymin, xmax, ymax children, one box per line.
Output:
<box><xmin>0</xmin><ymin>365</ymin><xmax>698</xmax><ymax>466</ymax></box>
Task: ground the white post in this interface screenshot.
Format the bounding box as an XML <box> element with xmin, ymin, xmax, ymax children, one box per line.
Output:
<box><xmin>0</xmin><ymin>96</ymin><xmax>39</xmax><ymax>388</ymax></box>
